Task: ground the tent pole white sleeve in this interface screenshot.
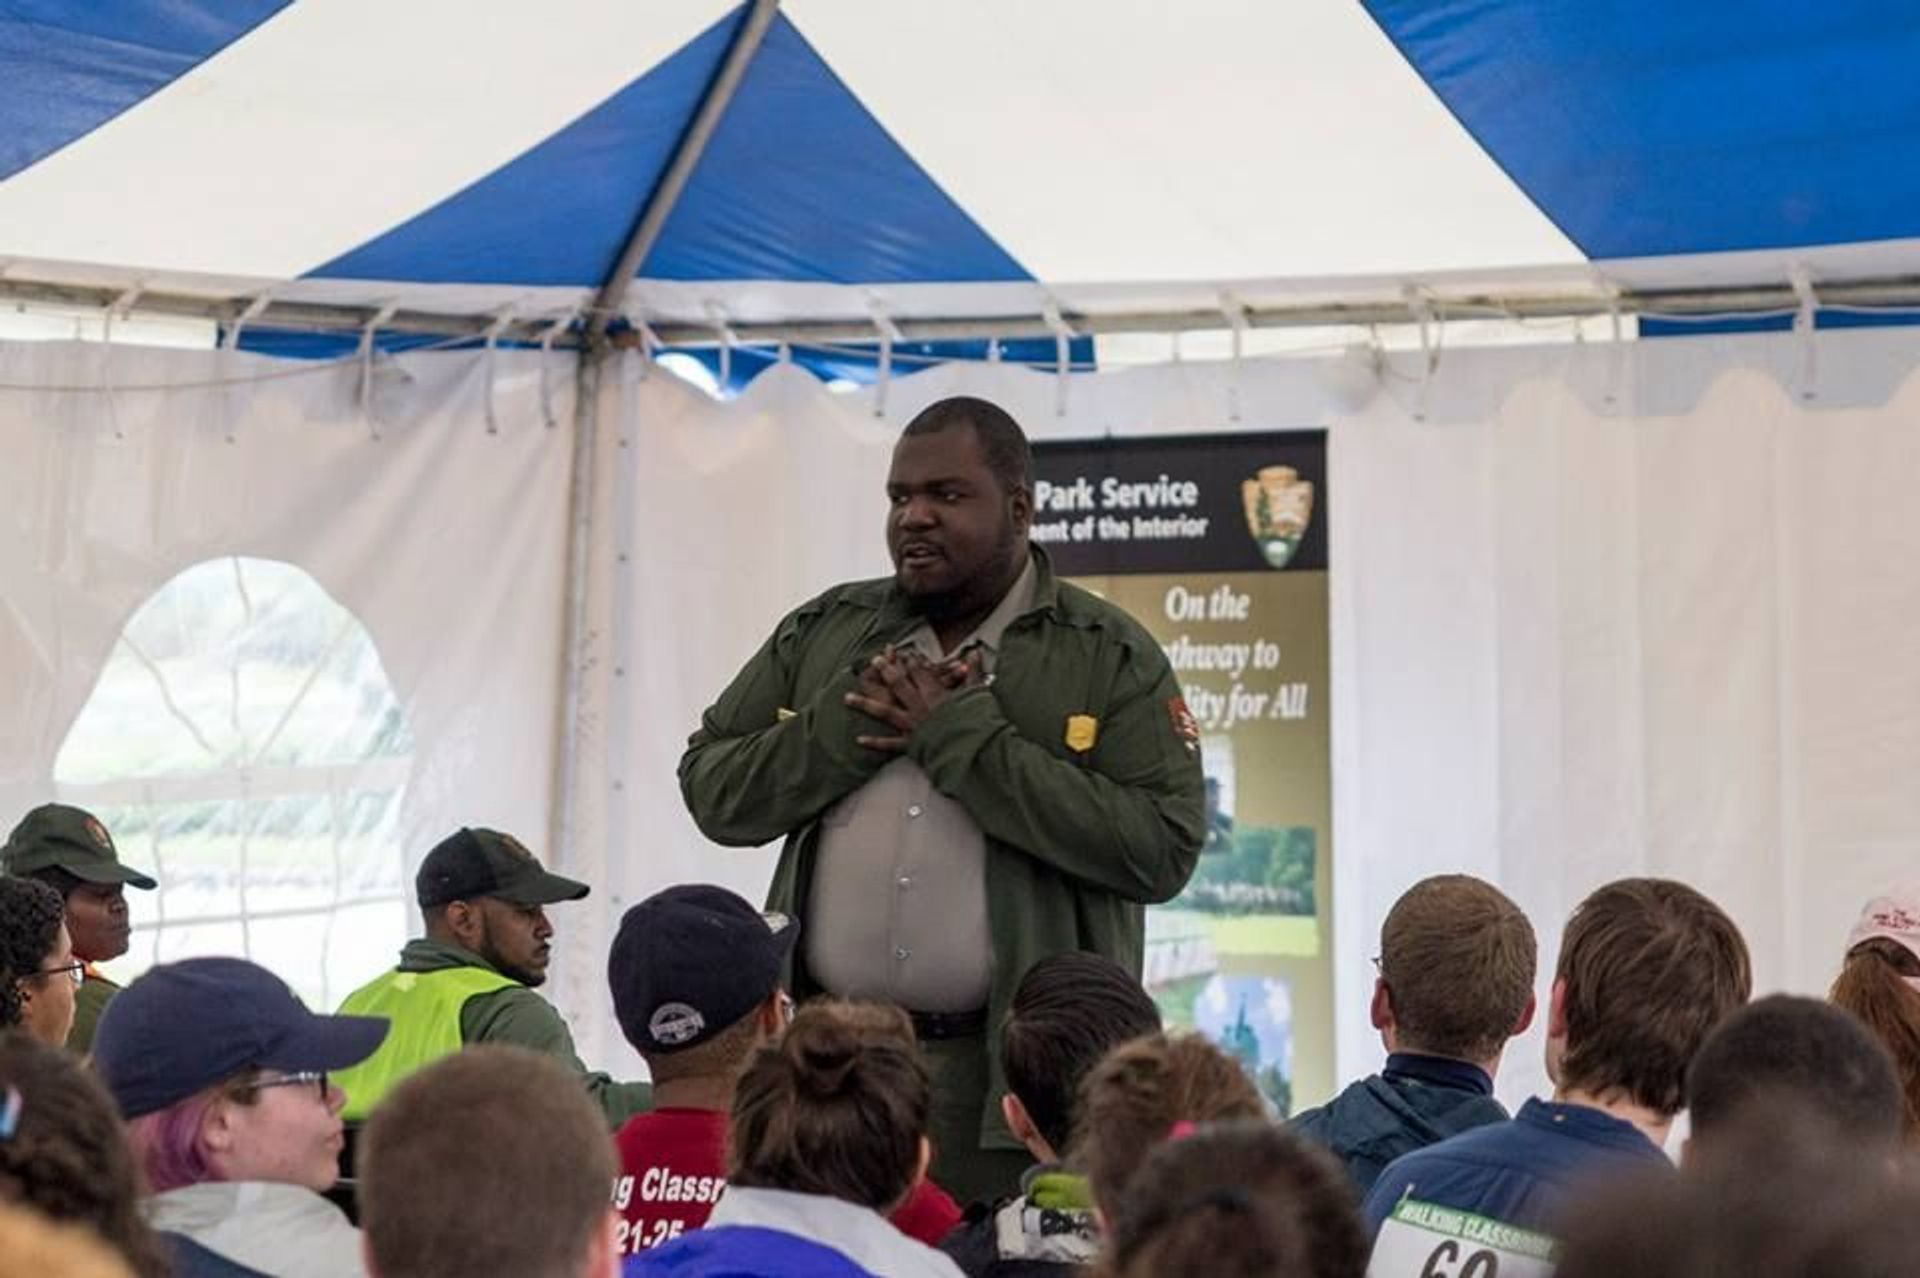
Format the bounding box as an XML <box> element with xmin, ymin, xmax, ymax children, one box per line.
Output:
<box><xmin>552</xmin><ymin>348</ymin><xmax>605</xmax><ymax>875</ymax></box>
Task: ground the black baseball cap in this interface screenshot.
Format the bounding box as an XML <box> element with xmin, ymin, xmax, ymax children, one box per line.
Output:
<box><xmin>2</xmin><ymin>803</ymin><xmax>156</xmax><ymax>889</ymax></box>
<box><xmin>608</xmin><ymin>884</ymin><xmax>798</xmax><ymax>1055</ymax></box>
<box><xmin>93</xmin><ymin>957</ymin><xmax>389</xmax><ymax>1120</ymax></box>
<box><xmin>415</xmin><ymin>828</ymin><xmax>589</xmax><ymax>909</ymax></box>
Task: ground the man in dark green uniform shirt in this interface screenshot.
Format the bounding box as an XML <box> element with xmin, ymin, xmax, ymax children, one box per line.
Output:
<box><xmin>2</xmin><ymin>802</ymin><xmax>156</xmax><ymax>1053</ymax></box>
<box><xmin>680</xmin><ymin>396</ymin><xmax>1206</xmax><ymax>1202</ymax></box>
<box><xmin>332</xmin><ymin>827</ymin><xmax>650</xmax><ymax>1127</ymax></box>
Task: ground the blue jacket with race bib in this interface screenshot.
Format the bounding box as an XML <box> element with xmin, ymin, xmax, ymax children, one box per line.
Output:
<box><xmin>1361</xmin><ymin>1097</ymin><xmax>1671</xmax><ymax>1274</ymax></box>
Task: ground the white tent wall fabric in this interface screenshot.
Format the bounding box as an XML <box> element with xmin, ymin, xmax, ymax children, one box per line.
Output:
<box><xmin>9</xmin><ymin>332</ymin><xmax>1882</xmax><ymax>1092</ymax></box>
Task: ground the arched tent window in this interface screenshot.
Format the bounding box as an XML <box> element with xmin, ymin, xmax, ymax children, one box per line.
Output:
<box><xmin>54</xmin><ymin>558</ymin><xmax>413</xmax><ymax>1010</ymax></box>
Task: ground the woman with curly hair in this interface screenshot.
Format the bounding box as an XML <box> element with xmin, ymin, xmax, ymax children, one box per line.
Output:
<box><xmin>0</xmin><ymin>1032</ymin><xmax>169</xmax><ymax>1277</ymax></box>
<box><xmin>0</xmin><ymin>876</ymin><xmax>79</xmax><ymax>1047</ymax></box>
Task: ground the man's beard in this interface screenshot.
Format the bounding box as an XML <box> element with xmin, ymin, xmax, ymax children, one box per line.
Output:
<box><xmin>909</xmin><ymin>522</ymin><xmax>1023</xmax><ymax>620</ymax></box>
<box><xmin>477</xmin><ymin>930</ymin><xmax>545</xmax><ymax>987</ymax></box>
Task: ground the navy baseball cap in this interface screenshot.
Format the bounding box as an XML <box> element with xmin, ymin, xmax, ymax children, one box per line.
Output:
<box><xmin>93</xmin><ymin>957</ymin><xmax>389</xmax><ymax>1120</ymax></box>
<box><xmin>415</xmin><ymin>828</ymin><xmax>589</xmax><ymax>909</ymax></box>
<box><xmin>608</xmin><ymin>884</ymin><xmax>798</xmax><ymax>1055</ymax></box>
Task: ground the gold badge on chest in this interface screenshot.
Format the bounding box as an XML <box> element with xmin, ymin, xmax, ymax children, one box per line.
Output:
<box><xmin>1065</xmin><ymin>714</ymin><xmax>1099</xmax><ymax>753</ymax></box>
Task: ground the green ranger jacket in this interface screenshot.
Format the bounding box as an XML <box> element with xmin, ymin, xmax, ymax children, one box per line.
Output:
<box><xmin>66</xmin><ymin>968</ymin><xmax>121</xmax><ymax>1055</ymax></box>
<box><xmin>679</xmin><ymin>546</ymin><xmax>1206</xmax><ymax>1148</ymax></box>
<box><xmin>335</xmin><ymin>938</ymin><xmax>651</xmax><ymax>1127</ymax></box>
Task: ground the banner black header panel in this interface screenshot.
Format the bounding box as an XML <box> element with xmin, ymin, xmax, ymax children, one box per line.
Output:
<box><xmin>1030</xmin><ymin>431</ymin><xmax>1328</xmax><ymax>576</ymax></box>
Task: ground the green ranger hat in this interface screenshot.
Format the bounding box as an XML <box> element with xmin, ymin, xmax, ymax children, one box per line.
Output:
<box><xmin>2</xmin><ymin>803</ymin><xmax>158</xmax><ymax>889</ymax></box>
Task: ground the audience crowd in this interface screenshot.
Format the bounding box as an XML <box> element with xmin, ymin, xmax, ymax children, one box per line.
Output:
<box><xmin>8</xmin><ymin>797</ymin><xmax>1920</xmax><ymax>1277</ymax></box>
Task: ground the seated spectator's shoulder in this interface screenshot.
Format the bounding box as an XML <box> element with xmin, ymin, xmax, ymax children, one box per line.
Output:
<box><xmin>1362</xmin><ymin>1124</ymin><xmax>1519</xmax><ymax>1230</ymax></box>
<box><xmin>625</xmin><ymin>1225</ymin><xmax>879</xmax><ymax>1277</ymax></box>
<box><xmin>161</xmin><ymin>1233</ymin><xmax>276</xmax><ymax>1278</ymax></box>
<box><xmin>938</xmin><ymin>1202</ymin><xmax>1001</xmax><ymax>1277</ymax></box>
<box><xmin>460</xmin><ymin>981</ymin><xmax>571</xmax><ymax>1048</ymax></box>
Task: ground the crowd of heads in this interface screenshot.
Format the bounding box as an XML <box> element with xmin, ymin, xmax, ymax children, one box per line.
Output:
<box><xmin>9</xmin><ymin>792</ymin><xmax>1920</xmax><ymax>1278</ymax></box>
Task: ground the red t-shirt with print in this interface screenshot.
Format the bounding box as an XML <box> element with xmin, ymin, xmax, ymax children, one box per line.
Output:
<box><xmin>611</xmin><ymin>1107</ymin><xmax>961</xmax><ymax>1259</ymax></box>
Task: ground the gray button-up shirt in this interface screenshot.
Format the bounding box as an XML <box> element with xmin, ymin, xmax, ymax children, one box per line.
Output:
<box><xmin>805</xmin><ymin>556</ymin><xmax>1037</xmax><ymax>1013</ymax></box>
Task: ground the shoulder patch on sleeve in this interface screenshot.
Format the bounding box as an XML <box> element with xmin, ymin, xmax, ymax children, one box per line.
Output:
<box><xmin>1167</xmin><ymin>696</ymin><xmax>1200</xmax><ymax>750</ymax></box>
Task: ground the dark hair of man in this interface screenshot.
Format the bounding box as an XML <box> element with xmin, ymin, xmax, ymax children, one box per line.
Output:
<box><xmin>644</xmin><ymin>1011</ymin><xmax>765</xmax><ymax>1086</ymax></box>
<box><xmin>1098</xmin><ymin>1120</ymin><xmax>1366</xmax><ymax>1278</ymax></box>
<box><xmin>1829</xmin><ymin>937</ymin><xmax>1920</xmax><ymax>1139</ymax></box>
<box><xmin>0</xmin><ymin>877</ymin><xmax>64</xmax><ymax>1027</ymax></box>
<box><xmin>1686</xmin><ymin>994</ymin><xmax>1901</xmax><ymax>1151</ymax></box>
<box><xmin>1002</xmin><ymin>951</ymin><xmax>1162</xmax><ymax>1154</ymax></box>
<box><xmin>1072</xmin><ymin>1032</ymin><xmax>1266</xmax><ymax>1212</ymax></box>
<box><xmin>360</xmin><ymin>1046</ymin><xmax>614</xmax><ymax>1278</ymax></box>
<box><xmin>900</xmin><ymin>396</ymin><xmax>1034</xmax><ymax>494</ymax></box>
<box><xmin>1378</xmin><ymin>874</ymin><xmax>1536</xmax><ymax>1063</ymax></box>
<box><xmin>0</xmin><ymin>1031</ymin><xmax>171</xmax><ymax>1278</ymax></box>
<box><xmin>1557</xmin><ymin>1108</ymin><xmax>1920</xmax><ymax>1278</ymax></box>
<box><xmin>1554</xmin><ymin>877</ymin><xmax>1751</xmax><ymax>1116</ymax></box>
<box><xmin>728</xmin><ymin>1001</ymin><xmax>929</xmax><ymax>1212</ymax></box>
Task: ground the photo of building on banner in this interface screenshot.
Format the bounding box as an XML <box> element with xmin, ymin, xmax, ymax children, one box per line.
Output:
<box><xmin>1033</xmin><ymin>432</ymin><xmax>1331</xmax><ymax>1113</ymax></box>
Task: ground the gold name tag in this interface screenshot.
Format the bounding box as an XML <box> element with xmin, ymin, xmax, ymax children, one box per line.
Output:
<box><xmin>1065</xmin><ymin>714</ymin><xmax>1099</xmax><ymax>752</ymax></box>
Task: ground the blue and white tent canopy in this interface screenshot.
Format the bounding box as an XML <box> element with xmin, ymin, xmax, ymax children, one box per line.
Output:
<box><xmin>4</xmin><ymin>0</ymin><xmax>1920</xmax><ymax>346</ymax></box>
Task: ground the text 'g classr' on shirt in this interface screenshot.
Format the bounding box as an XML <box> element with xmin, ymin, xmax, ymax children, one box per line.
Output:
<box><xmin>612</xmin><ymin>1107</ymin><xmax>962</xmax><ymax>1258</ymax></box>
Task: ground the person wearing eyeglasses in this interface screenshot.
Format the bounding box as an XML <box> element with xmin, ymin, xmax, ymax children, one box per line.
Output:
<box><xmin>91</xmin><ymin>957</ymin><xmax>389</xmax><ymax>1278</ymax></box>
<box><xmin>2</xmin><ymin>803</ymin><xmax>159</xmax><ymax>1053</ymax></box>
<box><xmin>0</xmin><ymin>875</ymin><xmax>81</xmax><ymax>1048</ymax></box>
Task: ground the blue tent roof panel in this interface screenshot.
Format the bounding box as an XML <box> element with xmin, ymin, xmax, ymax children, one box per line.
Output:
<box><xmin>0</xmin><ymin>0</ymin><xmax>290</xmax><ymax>181</ymax></box>
<box><xmin>1367</xmin><ymin>1</ymin><xmax>1920</xmax><ymax>259</ymax></box>
<box><xmin>308</xmin><ymin>7</ymin><xmax>746</xmax><ymax>288</ymax></box>
<box><xmin>639</xmin><ymin>13</ymin><xmax>1030</xmax><ymax>284</ymax></box>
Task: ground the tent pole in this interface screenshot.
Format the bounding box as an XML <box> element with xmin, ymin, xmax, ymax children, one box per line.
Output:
<box><xmin>549</xmin><ymin>0</ymin><xmax>783</xmax><ymax>875</ymax></box>
<box><xmin>591</xmin><ymin>0</ymin><xmax>783</xmax><ymax>327</ymax></box>
<box><xmin>552</xmin><ymin>350</ymin><xmax>603</xmax><ymax>873</ymax></box>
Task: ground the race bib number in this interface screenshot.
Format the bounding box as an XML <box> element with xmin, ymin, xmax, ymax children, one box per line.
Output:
<box><xmin>1368</xmin><ymin>1197</ymin><xmax>1557</xmax><ymax>1278</ymax></box>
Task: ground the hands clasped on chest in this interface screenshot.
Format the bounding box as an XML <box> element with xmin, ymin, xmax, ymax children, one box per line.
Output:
<box><xmin>843</xmin><ymin>644</ymin><xmax>986</xmax><ymax>753</ymax></box>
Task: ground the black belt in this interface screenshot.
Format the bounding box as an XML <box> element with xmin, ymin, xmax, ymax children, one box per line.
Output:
<box><xmin>908</xmin><ymin>1007</ymin><xmax>988</xmax><ymax>1041</ymax></box>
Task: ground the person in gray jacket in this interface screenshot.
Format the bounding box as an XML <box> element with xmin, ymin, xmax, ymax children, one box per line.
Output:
<box><xmin>1291</xmin><ymin>875</ymin><xmax>1536</xmax><ymax>1194</ymax></box>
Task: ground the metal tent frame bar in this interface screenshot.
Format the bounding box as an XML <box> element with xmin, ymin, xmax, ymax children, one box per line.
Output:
<box><xmin>9</xmin><ymin>272</ymin><xmax>1920</xmax><ymax>352</ymax></box>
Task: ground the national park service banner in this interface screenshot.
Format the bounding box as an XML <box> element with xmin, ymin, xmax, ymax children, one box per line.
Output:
<box><xmin>1032</xmin><ymin>431</ymin><xmax>1332</xmax><ymax>1112</ymax></box>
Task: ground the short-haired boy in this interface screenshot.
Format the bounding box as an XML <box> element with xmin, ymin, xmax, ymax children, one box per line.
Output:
<box><xmin>1363</xmin><ymin>878</ymin><xmax>1750</xmax><ymax>1274</ymax></box>
<box><xmin>1293</xmin><ymin>874</ymin><xmax>1536</xmax><ymax>1194</ymax></box>
<box><xmin>941</xmin><ymin>951</ymin><xmax>1161</xmax><ymax>1278</ymax></box>
<box><xmin>607</xmin><ymin>885</ymin><xmax>960</xmax><ymax>1258</ymax></box>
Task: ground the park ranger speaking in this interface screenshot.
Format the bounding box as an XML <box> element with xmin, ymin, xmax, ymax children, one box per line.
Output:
<box><xmin>679</xmin><ymin>395</ymin><xmax>1205</xmax><ymax>1203</ymax></box>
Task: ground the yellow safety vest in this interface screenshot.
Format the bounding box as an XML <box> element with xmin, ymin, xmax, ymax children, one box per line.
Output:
<box><xmin>332</xmin><ymin>966</ymin><xmax>521</xmax><ymax>1121</ymax></box>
